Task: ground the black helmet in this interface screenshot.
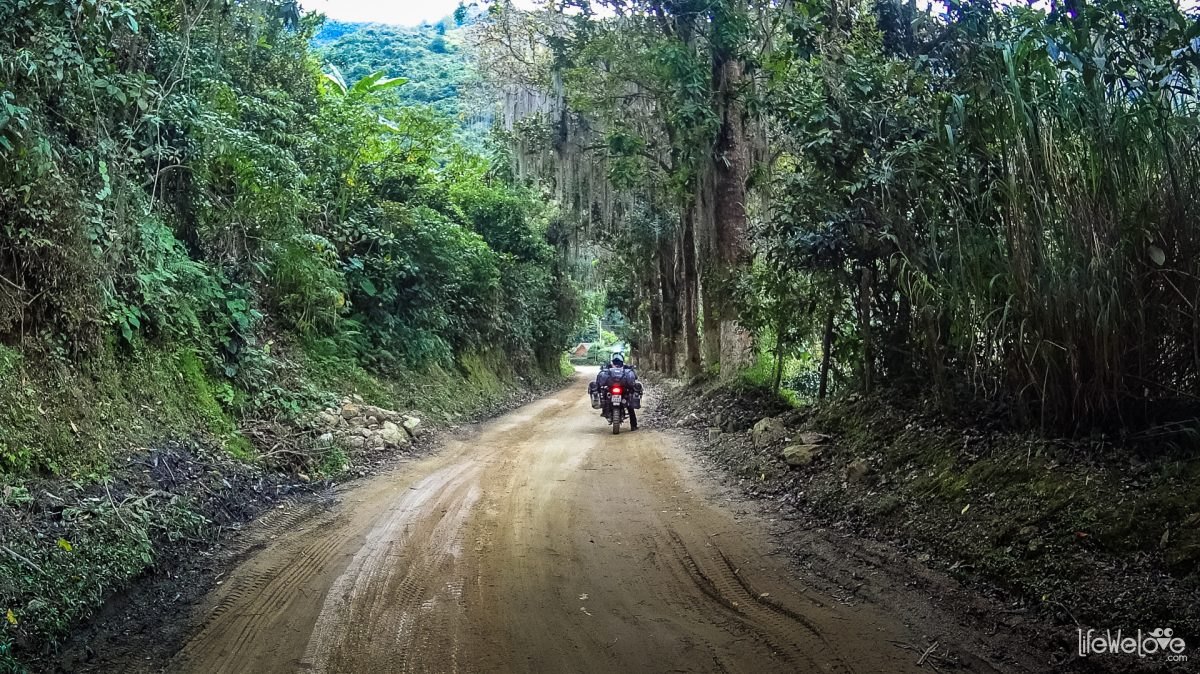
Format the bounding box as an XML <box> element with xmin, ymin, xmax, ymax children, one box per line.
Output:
<box><xmin>611</xmin><ymin>354</ymin><xmax>624</xmax><ymax>366</ymax></box>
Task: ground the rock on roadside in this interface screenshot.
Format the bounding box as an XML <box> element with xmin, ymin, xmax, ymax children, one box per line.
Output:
<box><xmin>379</xmin><ymin>421</ymin><xmax>408</xmax><ymax>447</ymax></box>
<box><xmin>844</xmin><ymin>458</ymin><xmax>873</xmax><ymax>483</ymax></box>
<box><xmin>751</xmin><ymin>417</ymin><xmax>788</xmax><ymax>448</ymax></box>
<box><xmin>312</xmin><ymin>400</ymin><xmax>416</xmax><ymax>453</ymax></box>
<box><xmin>781</xmin><ymin>444</ymin><xmax>820</xmax><ymax>467</ymax></box>
<box><xmin>402</xmin><ymin>415</ymin><xmax>422</xmax><ymax>438</ymax></box>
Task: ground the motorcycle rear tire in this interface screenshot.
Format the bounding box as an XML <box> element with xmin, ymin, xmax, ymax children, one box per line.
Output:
<box><xmin>612</xmin><ymin>409</ymin><xmax>622</xmax><ymax>435</ymax></box>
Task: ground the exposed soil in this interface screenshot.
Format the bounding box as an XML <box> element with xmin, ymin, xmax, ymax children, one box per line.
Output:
<box><xmin>40</xmin><ymin>378</ymin><xmax>562</xmax><ymax>672</ymax></box>
<box><xmin>51</xmin><ymin>370</ymin><xmax>1070</xmax><ymax>673</ymax></box>
<box><xmin>656</xmin><ymin>380</ymin><xmax>1200</xmax><ymax>673</ymax></box>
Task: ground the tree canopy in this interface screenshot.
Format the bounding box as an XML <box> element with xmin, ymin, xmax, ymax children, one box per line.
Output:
<box><xmin>481</xmin><ymin>0</ymin><xmax>1200</xmax><ymax>435</ymax></box>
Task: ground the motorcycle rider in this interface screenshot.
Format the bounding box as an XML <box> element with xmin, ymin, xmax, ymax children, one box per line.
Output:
<box><xmin>598</xmin><ymin>353</ymin><xmax>638</xmax><ymax>431</ymax></box>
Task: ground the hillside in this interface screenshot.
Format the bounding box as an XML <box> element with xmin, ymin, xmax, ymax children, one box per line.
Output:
<box><xmin>0</xmin><ymin>2</ymin><xmax>576</xmax><ymax>666</ymax></box>
<box><xmin>314</xmin><ymin>19</ymin><xmax>480</xmax><ymax>139</ymax></box>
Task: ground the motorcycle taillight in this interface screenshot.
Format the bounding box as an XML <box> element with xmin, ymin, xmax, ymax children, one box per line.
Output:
<box><xmin>612</xmin><ymin>386</ymin><xmax>623</xmax><ymax>395</ymax></box>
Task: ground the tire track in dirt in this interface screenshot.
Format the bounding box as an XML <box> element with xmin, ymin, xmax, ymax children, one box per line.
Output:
<box><xmin>662</xmin><ymin>527</ymin><xmax>836</xmax><ymax>671</ymax></box>
<box><xmin>301</xmin><ymin>473</ymin><xmax>482</xmax><ymax>673</ymax></box>
<box><xmin>173</xmin><ymin>512</ymin><xmax>358</xmax><ymax>673</ymax></box>
<box><xmin>170</xmin><ymin>372</ymin><xmax>1003</xmax><ymax>673</ymax></box>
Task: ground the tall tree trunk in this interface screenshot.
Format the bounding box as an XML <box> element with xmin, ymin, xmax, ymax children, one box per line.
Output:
<box><xmin>697</xmin><ymin>165</ymin><xmax>722</xmax><ymax>371</ymax></box>
<box><xmin>858</xmin><ymin>263</ymin><xmax>874</xmax><ymax>394</ymax></box>
<box><xmin>818</xmin><ymin>308</ymin><xmax>835</xmax><ymax>399</ymax></box>
<box><xmin>648</xmin><ymin>261</ymin><xmax>665</xmax><ymax>372</ymax></box>
<box><xmin>701</xmin><ymin>279</ymin><xmax>721</xmax><ymax>372</ymax></box>
<box><xmin>772</xmin><ymin>311</ymin><xmax>786</xmax><ymax>393</ymax></box>
<box><xmin>711</xmin><ymin>26</ymin><xmax>753</xmax><ymax>379</ymax></box>
<box><xmin>658</xmin><ymin>232</ymin><xmax>680</xmax><ymax>376</ymax></box>
<box><xmin>681</xmin><ymin>203</ymin><xmax>703</xmax><ymax>378</ymax></box>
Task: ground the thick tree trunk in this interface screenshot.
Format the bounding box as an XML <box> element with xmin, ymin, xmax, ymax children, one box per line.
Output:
<box><xmin>681</xmin><ymin>203</ymin><xmax>703</xmax><ymax>378</ymax></box>
<box><xmin>858</xmin><ymin>263</ymin><xmax>874</xmax><ymax>394</ymax></box>
<box><xmin>648</xmin><ymin>262</ymin><xmax>665</xmax><ymax>372</ymax></box>
<box><xmin>711</xmin><ymin>38</ymin><xmax>753</xmax><ymax>379</ymax></box>
<box><xmin>658</xmin><ymin>232</ymin><xmax>680</xmax><ymax>376</ymax></box>
<box><xmin>818</xmin><ymin>309</ymin><xmax>835</xmax><ymax>399</ymax></box>
<box><xmin>702</xmin><ymin>292</ymin><xmax>720</xmax><ymax>368</ymax></box>
<box><xmin>697</xmin><ymin>166</ymin><xmax>722</xmax><ymax>371</ymax></box>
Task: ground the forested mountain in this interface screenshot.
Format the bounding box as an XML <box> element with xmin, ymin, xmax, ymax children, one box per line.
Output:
<box><xmin>315</xmin><ymin>19</ymin><xmax>479</xmax><ymax>138</ymax></box>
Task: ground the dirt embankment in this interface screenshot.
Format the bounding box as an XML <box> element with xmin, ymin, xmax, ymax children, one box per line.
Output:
<box><xmin>4</xmin><ymin>371</ymin><xmax>565</xmax><ymax>672</ymax></box>
<box><xmin>657</xmin><ymin>380</ymin><xmax>1200</xmax><ymax>673</ymax></box>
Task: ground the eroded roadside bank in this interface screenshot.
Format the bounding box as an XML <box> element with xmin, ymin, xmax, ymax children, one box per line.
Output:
<box><xmin>2</xmin><ymin>356</ymin><xmax>569</xmax><ymax>672</ymax></box>
<box><xmin>653</xmin><ymin>378</ymin><xmax>1200</xmax><ymax>673</ymax></box>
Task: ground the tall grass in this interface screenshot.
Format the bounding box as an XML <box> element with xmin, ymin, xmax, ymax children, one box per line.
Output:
<box><xmin>936</xmin><ymin>5</ymin><xmax>1200</xmax><ymax>431</ymax></box>
<box><xmin>766</xmin><ymin>0</ymin><xmax>1200</xmax><ymax>434</ymax></box>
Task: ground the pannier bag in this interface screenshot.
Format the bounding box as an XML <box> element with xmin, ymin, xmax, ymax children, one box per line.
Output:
<box><xmin>588</xmin><ymin>381</ymin><xmax>601</xmax><ymax>409</ymax></box>
<box><xmin>630</xmin><ymin>381</ymin><xmax>644</xmax><ymax>409</ymax></box>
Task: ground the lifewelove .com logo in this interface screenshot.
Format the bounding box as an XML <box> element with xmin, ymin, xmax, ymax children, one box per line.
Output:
<box><xmin>1078</xmin><ymin>628</ymin><xmax>1189</xmax><ymax>662</ymax></box>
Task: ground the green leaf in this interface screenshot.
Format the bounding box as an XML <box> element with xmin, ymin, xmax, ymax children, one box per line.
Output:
<box><xmin>350</xmin><ymin>70</ymin><xmax>407</xmax><ymax>96</ymax></box>
<box><xmin>372</xmin><ymin>75</ymin><xmax>409</xmax><ymax>91</ymax></box>
<box><xmin>1149</xmin><ymin>245</ymin><xmax>1166</xmax><ymax>266</ymax></box>
<box><xmin>351</xmin><ymin>70</ymin><xmax>385</xmax><ymax>94</ymax></box>
<box><xmin>359</xmin><ymin>278</ymin><xmax>378</xmax><ymax>297</ymax></box>
<box><xmin>57</xmin><ymin>538</ymin><xmax>73</xmax><ymax>552</ymax></box>
<box><xmin>322</xmin><ymin>66</ymin><xmax>348</xmax><ymax>95</ymax></box>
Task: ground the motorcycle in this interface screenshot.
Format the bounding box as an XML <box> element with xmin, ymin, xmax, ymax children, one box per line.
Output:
<box><xmin>589</xmin><ymin>378</ymin><xmax>643</xmax><ymax>435</ymax></box>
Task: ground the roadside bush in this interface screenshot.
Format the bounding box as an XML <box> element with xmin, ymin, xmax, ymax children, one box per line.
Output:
<box><xmin>0</xmin><ymin>0</ymin><xmax>577</xmax><ymax>467</ymax></box>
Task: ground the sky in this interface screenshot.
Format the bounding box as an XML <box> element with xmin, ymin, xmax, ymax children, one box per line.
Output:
<box><xmin>301</xmin><ymin>0</ymin><xmax>534</xmax><ymax>26</ymax></box>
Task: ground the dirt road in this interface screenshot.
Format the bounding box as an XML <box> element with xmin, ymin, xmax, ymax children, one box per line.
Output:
<box><xmin>170</xmin><ymin>371</ymin><xmax>984</xmax><ymax>673</ymax></box>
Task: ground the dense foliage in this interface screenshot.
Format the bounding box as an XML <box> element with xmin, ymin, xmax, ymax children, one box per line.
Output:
<box><xmin>0</xmin><ymin>0</ymin><xmax>578</xmax><ymax>472</ymax></box>
<box><xmin>317</xmin><ymin>18</ymin><xmax>482</xmax><ymax>141</ymax></box>
<box><xmin>760</xmin><ymin>0</ymin><xmax>1200</xmax><ymax>435</ymax></box>
<box><xmin>487</xmin><ymin>0</ymin><xmax>1200</xmax><ymax>436</ymax></box>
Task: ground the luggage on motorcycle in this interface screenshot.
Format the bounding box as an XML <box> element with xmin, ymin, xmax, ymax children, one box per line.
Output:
<box><xmin>606</xmin><ymin>370</ymin><xmax>640</xmax><ymax>408</ymax></box>
<box><xmin>587</xmin><ymin>381</ymin><xmax>601</xmax><ymax>409</ymax></box>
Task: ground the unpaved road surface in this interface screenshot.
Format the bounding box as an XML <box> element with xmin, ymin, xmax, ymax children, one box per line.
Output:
<box><xmin>170</xmin><ymin>372</ymin><xmax>995</xmax><ymax>673</ymax></box>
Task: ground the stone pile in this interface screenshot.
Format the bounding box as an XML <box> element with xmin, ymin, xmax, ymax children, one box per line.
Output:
<box><xmin>314</xmin><ymin>395</ymin><xmax>423</xmax><ymax>452</ymax></box>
